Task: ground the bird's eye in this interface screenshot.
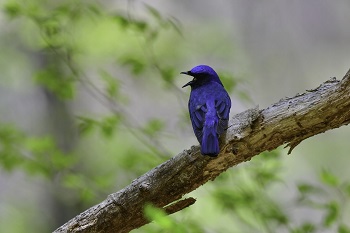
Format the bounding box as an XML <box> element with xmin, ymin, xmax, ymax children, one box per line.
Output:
<box><xmin>193</xmin><ymin>77</ymin><xmax>197</xmax><ymax>82</ymax></box>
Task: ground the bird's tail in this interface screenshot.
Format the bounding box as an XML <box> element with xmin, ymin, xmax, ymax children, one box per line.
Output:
<box><xmin>201</xmin><ymin>121</ymin><xmax>219</xmax><ymax>157</ymax></box>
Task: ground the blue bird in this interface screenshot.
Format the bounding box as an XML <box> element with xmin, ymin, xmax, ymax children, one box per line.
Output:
<box><xmin>181</xmin><ymin>65</ymin><xmax>231</xmax><ymax>157</ymax></box>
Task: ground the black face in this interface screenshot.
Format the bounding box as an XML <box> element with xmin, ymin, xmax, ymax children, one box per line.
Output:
<box><xmin>180</xmin><ymin>65</ymin><xmax>223</xmax><ymax>89</ymax></box>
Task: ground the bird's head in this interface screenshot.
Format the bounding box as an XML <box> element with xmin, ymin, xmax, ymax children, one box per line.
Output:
<box><xmin>181</xmin><ymin>65</ymin><xmax>223</xmax><ymax>88</ymax></box>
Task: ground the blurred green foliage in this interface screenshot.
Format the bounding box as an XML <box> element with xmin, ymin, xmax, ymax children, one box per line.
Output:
<box><xmin>35</xmin><ymin>67</ymin><xmax>75</xmax><ymax>99</ymax></box>
<box><xmin>144</xmin><ymin>204</ymin><xmax>188</xmax><ymax>233</ymax></box>
<box><xmin>0</xmin><ymin>1</ymin><xmax>349</xmax><ymax>233</ymax></box>
<box><xmin>141</xmin><ymin>151</ymin><xmax>350</xmax><ymax>233</ymax></box>
<box><xmin>0</xmin><ymin>124</ymin><xmax>76</xmax><ymax>176</ymax></box>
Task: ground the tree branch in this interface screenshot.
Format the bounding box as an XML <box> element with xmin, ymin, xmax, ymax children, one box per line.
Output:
<box><xmin>54</xmin><ymin>69</ymin><xmax>350</xmax><ymax>233</ymax></box>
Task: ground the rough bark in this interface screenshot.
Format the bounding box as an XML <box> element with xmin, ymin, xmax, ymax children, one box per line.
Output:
<box><xmin>54</xmin><ymin>69</ymin><xmax>350</xmax><ymax>233</ymax></box>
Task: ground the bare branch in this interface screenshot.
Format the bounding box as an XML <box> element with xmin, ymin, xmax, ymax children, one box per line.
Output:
<box><xmin>54</xmin><ymin>69</ymin><xmax>350</xmax><ymax>233</ymax></box>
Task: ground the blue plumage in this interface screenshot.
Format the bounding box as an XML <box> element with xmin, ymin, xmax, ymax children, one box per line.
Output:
<box><xmin>181</xmin><ymin>65</ymin><xmax>231</xmax><ymax>157</ymax></box>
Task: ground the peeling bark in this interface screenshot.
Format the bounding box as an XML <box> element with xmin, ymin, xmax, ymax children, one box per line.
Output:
<box><xmin>54</xmin><ymin>69</ymin><xmax>350</xmax><ymax>233</ymax></box>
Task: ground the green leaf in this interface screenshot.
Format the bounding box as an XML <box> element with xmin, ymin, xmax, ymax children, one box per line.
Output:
<box><xmin>77</xmin><ymin>116</ymin><xmax>97</xmax><ymax>135</ymax></box>
<box><xmin>51</xmin><ymin>151</ymin><xmax>76</xmax><ymax>170</ymax></box>
<box><xmin>131</xmin><ymin>20</ymin><xmax>148</xmax><ymax>32</ymax></box>
<box><xmin>34</xmin><ymin>68</ymin><xmax>75</xmax><ymax>99</ymax></box>
<box><xmin>265</xmin><ymin>205</ymin><xmax>288</xmax><ymax>225</ymax></box>
<box><xmin>160</xmin><ymin>67</ymin><xmax>175</xmax><ymax>84</ymax></box>
<box><xmin>120</xmin><ymin>57</ymin><xmax>145</xmax><ymax>76</ymax></box>
<box><xmin>80</xmin><ymin>189</ymin><xmax>95</xmax><ymax>203</ymax></box>
<box><xmin>144</xmin><ymin>204</ymin><xmax>185</xmax><ymax>233</ymax></box>
<box><xmin>112</xmin><ymin>14</ymin><xmax>129</xmax><ymax>28</ymax></box>
<box><xmin>339</xmin><ymin>224</ymin><xmax>350</xmax><ymax>233</ymax></box>
<box><xmin>323</xmin><ymin>201</ymin><xmax>339</xmax><ymax>227</ymax></box>
<box><xmin>42</xmin><ymin>18</ymin><xmax>61</xmax><ymax>37</ymax></box>
<box><xmin>320</xmin><ymin>169</ymin><xmax>339</xmax><ymax>187</ymax></box>
<box><xmin>3</xmin><ymin>1</ymin><xmax>21</xmax><ymax>18</ymax></box>
<box><xmin>24</xmin><ymin>137</ymin><xmax>55</xmax><ymax>154</ymax></box>
<box><xmin>0</xmin><ymin>150</ymin><xmax>23</xmax><ymax>171</ymax></box>
<box><xmin>292</xmin><ymin>222</ymin><xmax>316</xmax><ymax>233</ymax></box>
<box><xmin>93</xmin><ymin>175</ymin><xmax>114</xmax><ymax>189</ymax></box>
<box><xmin>23</xmin><ymin>156</ymin><xmax>53</xmax><ymax>176</ymax></box>
<box><xmin>99</xmin><ymin>70</ymin><xmax>120</xmax><ymax>98</ymax></box>
<box><xmin>87</xmin><ymin>3</ymin><xmax>102</xmax><ymax>15</ymax></box>
<box><xmin>144</xmin><ymin>204</ymin><xmax>171</xmax><ymax>227</ymax></box>
<box><xmin>0</xmin><ymin>125</ymin><xmax>24</xmax><ymax>170</ymax></box>
<box><xmin>296</xmin><ymin>182</ymin><xmax>325</xmax><ymax>204</ymax></box>
<box><xmin>213</xmin><ymin>188</ymin><xmax>255</xmax><ymax>210</ymax></box>
<box><xmin>143</xmin><ymin>119</ymin><xmax>164</xmax><ymax>137</ymax></box>
<box><xmin>100</xmin><ymin>115</ymin><xmax>121</xmax><ymax>138</ymax></box>
<box><xmin>259</xmin><ymin>150</ymin><xmax>281</xmax><ymax>159</ymax></box>
<box><xmin>344</xmin><ymin>183</ymin><xmax>350</xmax><ymax>197</ymax></box>
<box><xmin>297</xmin><ymin>183</ymin><xmax>319</xmax><ymax>195</ymax></box>
<box><xmin>0</xmin><ymin>124</ymin><xmax>24</xmax><ymax>144</ymax></box>
<box><xmin>254</xmin><ymin>165</ymin><xmax>280</xmax><ymax>187</ymax></box>
<box><xmin>217</xmin><ymin>72</ymin><xmax>237</xmax><ymax>93</ymax></box>
<box><xmin>63</xmin><ymin>174</ymin><xmax>85</xmax><ymax>189</ymax></box>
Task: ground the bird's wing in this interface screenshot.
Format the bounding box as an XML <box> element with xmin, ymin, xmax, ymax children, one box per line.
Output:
<box><xmin>189</xmin><ymin>104</ymin><xmax>207</xmax><ymax>143</ymax></box>
<box><xmin>215</xmin><ymin>93</ymin><xmax>231</xmax><ymax>135</ymax></box>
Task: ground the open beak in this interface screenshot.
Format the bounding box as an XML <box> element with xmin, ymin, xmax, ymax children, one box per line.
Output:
<box><xmin>180</xmin><ymin>71</ymin><xmax>193</xmax><ymax>88</ymax></box>
<box><xmin>182</xmin><ymin>81</ymin><xmax>193</xmax><ymax>88</ymax></box>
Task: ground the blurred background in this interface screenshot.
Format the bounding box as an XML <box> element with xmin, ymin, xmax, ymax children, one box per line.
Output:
<box><xmin>0</xmin><ymin>0</ymin><xmax>350</xmax><ymax>232</ymax></box>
